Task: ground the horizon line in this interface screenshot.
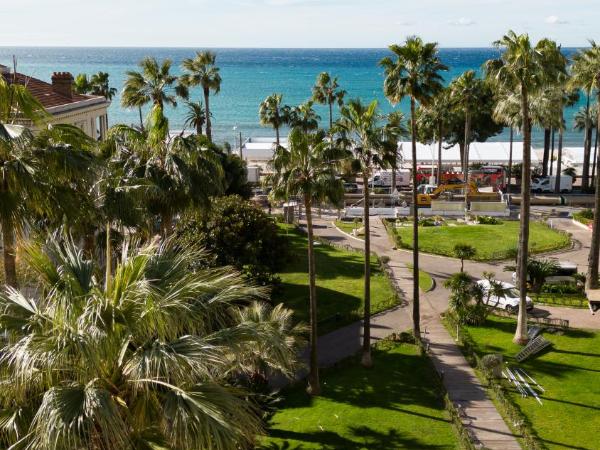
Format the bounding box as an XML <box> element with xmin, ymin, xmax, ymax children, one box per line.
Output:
<box><xmin>0</xmin><ymin>45</ymin><xmax>590</xmax><ymax>50</ymax></box>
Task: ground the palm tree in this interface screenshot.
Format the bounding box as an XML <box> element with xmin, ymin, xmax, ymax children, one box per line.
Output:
<box><xmin>450</xmin><ymin>70</ymin><xmax>484</xmax><ymax>188</ymax></box>
<box><xmin>288</xmin><ymin>100</ymin><xmax>321</xmax><ymax>133</ymax></box>
<box><xmin>73</xmin><ymin>73</ymin><xmax>92</xmax><ymax>95</ymax></box>
<box><xmin>569</xmin><ymin>42</ymin><xmax>600</xmax><ymax>289</ymax></box>
<box><xmin>485</xmin><ymin>31</ymin><xmax>566</xmax><ymax>344</ymax></box>
<box><xmin>454</xmin><ymin>243</ymin><xmax>476</xmax><ymax>272</ymax></box>
<box><xmin>268</xmin><ymin>128</ymin><xmax>346</xmax><ymax>395</ymax></box>
<box><xmin>0</xmin><ymin>71</ymin><xmax>47</xmax><ymax>124</ymax></box>
<box><xmin>109</xmin><ymin>106</ymin><xmax>223</xmax><ymax>238</ymax></box>
<box><xmin>0</xmin><ymin>234</ymin><xmax>305</xmax><ymax>449</ymax></box>
<box><xmin>0</xmin><ymin>125</ymin><xmax>95</xmax><ymax>287</ymax></box>
<box><xmin>312</xmin><ymin>72</ymin><xmax>346</xmax><ymax>129</ymax></box>
<box><xmin>184</xmin><ymin>100</ymin><xmax>207</xmax><ymax>135</ymax></box>
<box><xmin>380</xmin><ymin>36</ymin><xmax>448</xmax><ymax>340</ymax></box>
<box><xmin>417</xmin><ymin>88</ymin><xmax>452</xmax><ymax>184</ymax></box>
<box><xmin>122</xmin><ymin>57</ymin><xmax>188</xmax><ymax>130</ymax></box>
<box><xmin>336</xmin><ymin>99</ymin><xmax>394</xmax><ymax>366</ymax></box>
<box><xmin>181</xmin><ymin>51</ymin><xmax>222</xmax><ymax>142</ymax></box>
<box><xmin>491</xmin><ymin>88</ymin><xmax>520</xmax><ymax>194</ymax></box>
<box><xmin>259</xmin><ymin>93</ymin><xmax>288</xmax><ymax>148</ymax></box>
<box><xmin>89</xmin><ymin>71</ymin><xmax>117</xmax><ymax>100</ymax></box>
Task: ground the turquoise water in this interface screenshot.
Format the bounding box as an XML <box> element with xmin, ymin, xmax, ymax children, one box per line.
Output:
<box><xmin>0</xmin><ymin>47</ymin><xmax>589</xmax><ymax>146</ymax></box>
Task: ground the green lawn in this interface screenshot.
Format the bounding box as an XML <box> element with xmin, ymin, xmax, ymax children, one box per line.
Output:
<box><xmin>533</xmin><ymin>293</ymin><xmax>588</xmax><ymax>309</ymax></box>
<box><xmin>260</xmin><ymin>341</ymin><xmax>459</xmax><ymax>449</ymax></box>
<box><xmin>463</xmin><ymin>316</ymin><xmax>600</xmax><ymax>450</ymax></box>
<box><xmin>335</xmin><ymin>219</ymin><xmax>363</xmax><ymax>237</ymax></box>
<box><xmin>389</xmin><ymin>220</ymin><xmax>570</xmax><ymax>261</ymax></box>
<box><xmin>275</xmin><ymin>225</ymin><xmax>397</xmax><ymax>335</ymax></box>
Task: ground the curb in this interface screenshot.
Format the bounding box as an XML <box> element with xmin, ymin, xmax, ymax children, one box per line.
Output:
<box><xmin>331</xmin><ymin>221</ymin><xmax>364</xmax><ymax>243</ymax></box>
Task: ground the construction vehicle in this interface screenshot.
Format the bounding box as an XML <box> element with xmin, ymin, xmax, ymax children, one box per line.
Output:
<box><xmin>416</xmin><ymin>182</ymin><xmax>501</xmax><ymax>207</ymax></box>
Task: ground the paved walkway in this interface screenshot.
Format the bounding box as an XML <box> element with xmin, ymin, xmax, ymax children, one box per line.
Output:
<box><xmin>309</xmin><ymin>218</ymin><xmax>521</xmax><ymax>449</ymax></box>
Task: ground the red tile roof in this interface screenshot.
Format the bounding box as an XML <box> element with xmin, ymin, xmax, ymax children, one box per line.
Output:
<box><xmin>1</xmin><ymin>71</ymin><xmax>99</xmax><ymax>110</ymax></box>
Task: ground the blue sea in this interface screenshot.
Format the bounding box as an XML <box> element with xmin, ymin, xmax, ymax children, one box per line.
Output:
<box><xmin>0</xmin><ymin>47</ymin><xmax>590</xmax><ymax>147</ymax></box>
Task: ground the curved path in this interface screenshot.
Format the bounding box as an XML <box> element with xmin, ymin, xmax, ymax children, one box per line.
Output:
<box><xmin>306</xmin><ymin>215</ymin><xmax>598</xmax><ymax>449</ymax></box>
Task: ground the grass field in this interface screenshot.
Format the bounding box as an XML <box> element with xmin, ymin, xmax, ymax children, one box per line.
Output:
<box><xmin>259</xmin><ymin>341</ymin><xmax>459</xmax><ymax>449</ymax></box>
<box><xmin>275</xmin><ymin>225</ymin><xmax>397</xmax><ymax>335</ymax></box>
<box><xmin>463</xmin><ymin>316</ymin><xmax>600</xmax><ymax>450</ymax></box>
<box><xmin>335</xmin><ymin>219</ymin><xmax>362</xmax><ymax>237</ymax></box>
<box><xmin>389</xmin><ymin>220</ymin><xmax>570</xmax><ymax>261</ymax></box>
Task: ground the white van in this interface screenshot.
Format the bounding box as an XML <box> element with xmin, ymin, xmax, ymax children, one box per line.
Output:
<box><xmin>370</xmin><ymin>170</ymin><xmax>411</xmax><ymax>188</ymax></box>
<box><xmin>531</xmin><ymin>175</ymin><xmax>573</xmax><ymax>193</ymax></box>
<box><xmin>477</xmin><ymin>280</ymin><xmax>534</xmax><ymax>313</ymax></box>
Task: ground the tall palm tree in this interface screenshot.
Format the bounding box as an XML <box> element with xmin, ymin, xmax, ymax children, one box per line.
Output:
<box><xmin>89</xmin><ymin>71</ymin><xmax>117</xmax><ymax>100</ymax></box>
<box><xmin>417</xmin><ymin>88</ymin><xmax>452</xmax><ymax>184</ymax></box>
<box><xmin>312</xmin><ymin>72</ymin><xmax>346</xmax><ymax>129</ymax></box>
<box><xmin>259</xmin><ymin>93</ymin><xmax>288</xmax><ymax>148</ymax></box>
<box><xmin>486</xmin><ymin>31</ymin><xmax>566</xmax><ymax>344</ymax></box>
<box><xmin>491</xmin><ymin>88</ymin><xmax>520</xmax><ymax>193</ymax></box>
<box><xmin>569</xmin><ymin>41</ymin><xmax>600</xmax><ymax>289</ymax></box>
<box><xmin>269</xmin><ymin>128</ymin><xmax>346</xmax><ymax>395</ymax></box>
<box><xmin>0</xmin><ymin>125</ymin><xmax>95</xmax><ymax>287</ymax></box>
<box><xmin>0</xmin><ymin>234</ymin><xmax>305</xmax><ymax>449</ymax></box>
<box><xmin>450</xmin><ymin>70</ymin><xmax>484</xmax><ymax>188</ymax></box>
<box><xmin>184</xmin><ymin>100</ymin><xmax>207</xmax><ymax>135</ymax></box>
<box><xmin>550</xmin><ymin>83</ymin><xmax>579</xmax><ymax>194</ymax></box>
<box><xmin>181</xmin><ymin>51</ymin><xmax>222</xmax><ymax>142</ymax></box>
<box><xmin>336</xmin><ymin>99</ymin><xmax>394</xmax><ymax>366</ymax></box>
<box><xmin>288</xmin><ymin>100</ymin><xmax>321</xmax><ymax>133</ymax></box>
<box><xmin>122</xmin><ymin>57</ymin><xmax>188</xmax><ymax>130</ymax></box>
<box><xmin>380</xmin><ymin>36</ymin><xmax>448</xmax><ymax>339</ymax></box>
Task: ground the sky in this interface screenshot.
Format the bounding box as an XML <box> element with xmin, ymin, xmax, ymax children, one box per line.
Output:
<box><xmin>2</xmin><ymin>0</ymin><xmax>599</xmax><ymax>48</ymax></box>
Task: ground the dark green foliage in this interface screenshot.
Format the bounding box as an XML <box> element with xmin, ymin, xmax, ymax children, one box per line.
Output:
<box><xmin>477</xmin><ymin>215</ymin><xmax>502</xmax><ymax>225</ymax></box>
<box><xmin>175</xmin><ymin>195</ymin><xmax>288</xmax><ymax>285</ymax></box>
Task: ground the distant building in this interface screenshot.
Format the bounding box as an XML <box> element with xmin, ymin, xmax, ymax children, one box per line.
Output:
<box><xmin>240</xmin><ymin>137</ymin><xmax>288</xmax><ymax>171</ymax></box>
<box><xmin>1</xmin><ymin>64</ymin><xmax>110</xmax><ymax>139</ymax></box>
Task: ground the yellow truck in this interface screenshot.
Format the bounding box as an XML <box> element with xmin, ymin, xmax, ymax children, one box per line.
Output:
<box><xmin>416</xmin><ymin>182</ymin><xmax>501</xmax><ymax>207</ymax></box>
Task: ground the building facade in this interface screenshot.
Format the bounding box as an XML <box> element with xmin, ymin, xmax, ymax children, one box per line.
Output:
<box><xmin>1</xmin><ymin>65</ymin><xmax>110</xmax><ymax>139</ymax></box>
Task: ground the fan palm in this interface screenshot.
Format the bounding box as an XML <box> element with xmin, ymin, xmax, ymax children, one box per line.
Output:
<box><xmin>287</xmin><ymin>100</ymin><xmax>321</xmax><ymax>133</ymax></box>
<box><xmin>335</xmin><ymin>99</ymin><xmax>394</xmax><ymax>366</ymax></box>
<box><xmin>0</xmin><ymin>124</ymin><xmax>95</xmax><ymax>287</ymax></box>
<box><xmin>0</xmin><ymin>73</ymin><xmax>47</xmax><ymax>125</ymax></box>
<box><xmin>380</xmin><ymin>36</ymin><xmax>448</xmax><ymax>339</ymax></box>
<box><xmin>122</xmin><ymin>57</ymin><xmax>188</xmax><ymax>130</ymax></box>
<box><xmin>417</xmin><ymin>88</ymin><xmax>452</xmax><ymax>184</ymax></box>
<box><xmin>450</xmin><ymin>70</ymin><xmax>485</xmax><ymax>188</ymax></box>
<box><xmin>485</xmin><ymin>31</ymin><xmax>566</xmax><ymax>344</ymax></box>
<box><xmin>268</xmin><ymin>127</ymin><xmax>346</xmax><ymax>395</ymax></box>
<box><xmin>569</xmin><ymin>42</ymin><xmax>600</xmax><ymax>289</ymax></box>
<box><xmin>180</xmin><ymin>51</ymin><xmax>222</xmax><ymax>142</ymax></box>
<box><xmin>384</xmin><ymin>110</ymin><xmax>408</xmax><ymax>189</ymax></box>
<box><xmin>183</xmin><ymin>100</ymin><xmax>207</xmax><ymax>135</ymax></box>
<box><xmin>311</xmin><ymin>72</ymin><xmax>346</xmax><ymax>129</ymax></box>
<box><xmin>259</xmin><ymin>94</ymin><xmax>288</xmax><ymax>148</ymax></box>
<box><xmin>0</xmin><ymin>233</ymin><xmax>305</xmax><ymax>449</ymax></box>
<box><xmin>89</xmin><ymin>71</ymin><xmax>117</xmax><ymax>100</ymax></box>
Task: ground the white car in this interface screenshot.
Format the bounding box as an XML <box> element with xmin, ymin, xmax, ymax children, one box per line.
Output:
<box><xmin>476</xmin><ymin>280</ymin><xmax>533</xmax><ymax>313</ymax></box>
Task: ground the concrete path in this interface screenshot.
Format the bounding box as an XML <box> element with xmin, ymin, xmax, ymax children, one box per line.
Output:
<box><xmin>309</xmin><ymin>218</ymin><xmax>522</xmax><ymax>449</ymax></box>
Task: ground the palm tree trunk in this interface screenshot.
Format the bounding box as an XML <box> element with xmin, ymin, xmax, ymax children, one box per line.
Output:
<box><xmin>105</xmin><ymin>222</ymin><xmax>111</xmax><ymax>291</ymax></box>
<box><xmin>304</xmin><ymin>194</ymin><xmax>320</xmax><ymax>395</ymax></box>
<box><xmin>555</xmin><ymin>115</ymin><xmax>564</xmax><ymax>194</ymax></box>
<box><xmin>275</xmin><ymin>125</ymin><xmax>280</xmax><ymax>149</ymax></box>
<box><xmin>514</xmin><ymin>85</ymin><xmax>531</xmax><ymax>345</ymax></box>
<box><xmin>550</xmin><ymin>128</ymin><xmax>555</xmax><ymax>176</ymax></box>
<box><xmin>463</xmin><ymin>112</ymin><xmax>471</xmax><ymax>205</ymax></box>
<box><xmin>161</xmin><ymin>213</ymin><xmax>173</xmax><ymax>237</ymax></box>
<box><xmin>592</xmin><ymin>129</ymin><xmax>598</xmax><ymax>189</ymax></box>
<box><xmin>361</xmin><ymin>173</ymin><xmax>372</xmax><ymax>368</ymax></box>
<box><xmin>582</xmin><ymin>92</ymin><xmax>591</xmax><ymax>191</ymax></box>
<box><xmin>587</xmin><ymin>94</ymin><xmax>600</xmax><ymax>290</ymax></box>
<box><xmin>204</xmin><ymin>88</ymin><xmax>212</xmax><ymax>142</ymax></box>
<box><xmin>507</xmin><ymin>127</ymin><xmax>514</xmax><ymax>194</ymax></box>
<box><xmin>138</xmin><ymin>106</ymin><xmax>144</xmax><ymax>131</ymax></box>
<box><xmin>410</xmin><ymin>98</ymin><xmax>420</xmax><ymax>340</ymax></box>
<box><xmin>542</xmin><ymin>128</ymin><xmax>551</xmax><ymax>177</ymax></box>
<box><xmin>328</xmin><ymin>101</ymin><xmax>333</xmax><ymax>130</ymax></box>
<box><xmin>1</xmin><ymin>218</ymin><xmax>18</xmax><ymax>288</ymax></box>
<box><xmin>437</xmin><ymin>121</ymin><xmax>443</xmax><ymax>185</ymax></box>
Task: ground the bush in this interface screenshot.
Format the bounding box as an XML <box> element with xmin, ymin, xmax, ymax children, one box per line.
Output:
<box><xmin>541</xmin><ymin>282</ymin><xmax>583</xmax><ymax>295</ymax></box>
<box><xmin>175</xmin><ymin>195</ymin><xmax>288</xmax><ymax>286</ymax></box>
<box><xmin>477</xmin><ymin>215</ymin><xmax>501</xmax><ymax>225</ymax></box>
<box><xmin>573</xmin><ymin>209</ymin><xmax>594</xmax><ymax>225</ymax></box>
<box><xmin>419</xmin><ymin>217</ymin><xmax>437</xmax><ymax>227</ymax></box>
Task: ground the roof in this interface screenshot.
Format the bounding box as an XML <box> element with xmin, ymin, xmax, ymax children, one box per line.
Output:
<box><xmin>1</xmin><ymin>69</ymin><xmax>107</xmax><ymax>113</ymax></box>
<box><xmin>242</xmin><ymin>138</ymin><xmax>289</xmax><ymax>161</ymax></box>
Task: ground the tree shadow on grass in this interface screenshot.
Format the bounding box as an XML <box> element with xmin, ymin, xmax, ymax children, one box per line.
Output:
<box><xmin>264</xmin><ymin>425</ymin><xmax>453</xmax><ymax>449</ymax></box>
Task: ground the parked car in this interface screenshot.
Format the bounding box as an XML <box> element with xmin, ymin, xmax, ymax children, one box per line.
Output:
<box><xmin>476</xmin><ymin>280</ymin><xmax>534</xmax><ymax>313</ymax></box>
<box><xmin>344</xmin><ymin>182</ymin><xmax>359</xmax><ymax>193</ymax></box>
